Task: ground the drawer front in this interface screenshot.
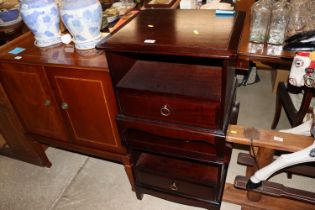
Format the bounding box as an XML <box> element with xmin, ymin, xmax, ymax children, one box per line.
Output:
<box><xmin>135</xmin><ymin>170</ymin><xmax>217</xmax><ymax>201</ymax></box>
<box><xmin>118</xmin><ymin>90</ymin><xmax>220</xmax><ymax>128</ymax></box>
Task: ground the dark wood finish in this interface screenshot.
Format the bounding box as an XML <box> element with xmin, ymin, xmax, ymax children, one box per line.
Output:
<box><xmin>138</xmin><ymin>186</ymin><xmax>221</xmax><ymax>210</ymax></box>
<box><xmin>223</xmin><ymin>183</ymin><xmax>315</xmax><ymax>210</ymax></box>
<box><xmin>100</xmin><ymin>9</ymin><xmax>244</xmax><ymax>209</ymax></box>
<box><xmin>99</xmin><ymin>9</ymin><xmax>245</xmax><ymax>58</ymax></box>
<box><xmin>235</xmin><ymin>176</ymin><xmax>315</xmax><ymax>204</ymax></box>
<box><xmin>126</xmin><ymin>129</ymin><xmax>218</xmax><ymax>161</ymax></box>
<box><xmin>117</xmin><ymin>60</ymin><xmax>222</xmax><ymax>128</ymax></box>
<box><xmin>117</xmin><ymin>60</ymin><xmax>222</xmax><ymax>100</ymax></box>
<box><xmin>271</xmin><ymin>82</ymin><xmax>314</xmax><ymax>129</ymax></box>
<box><xmin>0</xmin><ymin>33</ymin><xmax>130</xmax><ymax>179</ymax></box>
<box><xmin>0</xmin><ymin>83</ymin><xmax>51</xmax><ymax>167</ymax></box>
<box><xmin>135</xmin><ymin>153</ymin><xmax>220</xmax><ymax>186</ymax></box>
<box><xmin>136</xmin><ymin>169</ymin><xmax>218</xmax><ymax>201</ymax></box>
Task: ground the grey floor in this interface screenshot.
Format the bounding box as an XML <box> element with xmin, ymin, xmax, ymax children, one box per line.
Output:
<box><xmin>0</xmin><ymin>70</ymin><xmax>314</xmax><ymax>210</ymax></box>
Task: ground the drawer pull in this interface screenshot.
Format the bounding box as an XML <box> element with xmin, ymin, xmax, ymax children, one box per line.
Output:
<box><xmin>43</xmin><ymin>99</ymin><xmax>51</xmax><ymax>107</ymax></box>
<box><xmin>160</xmin><ymin>105</ymin><xmax>171</xmax><ymax>117</ymax></box>
<box><xmin>61</xmin><ymin>102</ymin><xmax>69</xmax><ymax>110</ymax></box>
<box><xmin>169</xmin><ymin>181</ymin><xmax>178</xmax><ymax>191</ymax></box>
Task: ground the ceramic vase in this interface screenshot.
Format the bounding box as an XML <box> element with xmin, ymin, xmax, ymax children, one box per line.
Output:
<box><xmin>19</xmin><ymin>0</ymin><xmax>62</xmax><ymax>47</ymax></box>
<box><xmin>60</xmin><ymin>0</ymin><xmax>102</xmax><ymax>50</ymax></box>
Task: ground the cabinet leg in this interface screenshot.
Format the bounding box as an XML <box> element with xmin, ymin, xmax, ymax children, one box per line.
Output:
<box><xmin>122</xmin><ymin>155</ymin><xmax>135</xmax><ymax>191</ymax></box>
<box><xmin>124</xmin><ymin>164</ymin><xmax>135</xmax><ymax>191</ymax></box>
<box><xmin>136</xmin><ymin>191</ymin><xmax>143</xmax><ymax>200</ymax></box>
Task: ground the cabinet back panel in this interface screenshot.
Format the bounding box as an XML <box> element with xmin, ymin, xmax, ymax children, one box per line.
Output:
<box><xmin>117</xmin><ymin>60</ymin><xmax>222</xmax><ymax>100</ymax></box>
<box><xmin>126</xmin><ymin>129</ymin><xmax>218</xmax><ymax>161</ymax></box>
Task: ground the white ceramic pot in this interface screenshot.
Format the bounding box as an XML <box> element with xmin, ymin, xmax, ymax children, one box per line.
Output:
<box><xmin>60</xmin><ymin>0</ymin><xmax>102</xmax><ymax>50</ymax></box>
<box><xmin>19</xmin><ymin>0</ymin><xmax>62</xmax><ymax>47</ymax></box>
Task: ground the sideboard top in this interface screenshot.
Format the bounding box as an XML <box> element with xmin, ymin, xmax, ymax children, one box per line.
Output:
<box><xmin>98</xmin><ymin>9</ymin><xmax>245</xmax><ymax>59</ymax></box>
<box><xmin>0</xmin><ymin>32</ymin><xmax>108</xmax><ymax>70</ymax></box>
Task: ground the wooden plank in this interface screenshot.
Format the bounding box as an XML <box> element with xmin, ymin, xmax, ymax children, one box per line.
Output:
<box><xmin>227</xmin><ymin>124</ymin><xmax>313</xmax><ymax>152</ymax></box>
<box><xmin>223</xmin><ymin>183</ymin><xmax>315</xmax><ymax>210</ymax></box>
<box><xmin>234</xmin><ymin>176</ymin><xmax>315</xmax><ymax>204</ymax></box>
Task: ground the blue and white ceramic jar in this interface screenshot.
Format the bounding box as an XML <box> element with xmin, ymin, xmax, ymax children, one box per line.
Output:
<box><xmin>60</xmin><ymin>0</ymin><xmax>102</xmax><ymax>50</ymax></box>
<box><xmin>19</xmin><ymin>0</ymin><xmax>62</xmax><ymax>47</ymax></box>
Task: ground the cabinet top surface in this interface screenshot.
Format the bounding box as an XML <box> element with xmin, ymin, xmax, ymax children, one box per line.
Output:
<box><xmin>98</xmin><ymin>10</ymin><xmax>243</xmax><ymax>58</ymax></box>
<box><xmin>0</xmin><ymin>32</ymin><xmax>108</xmax><ymax>69</ymax></box>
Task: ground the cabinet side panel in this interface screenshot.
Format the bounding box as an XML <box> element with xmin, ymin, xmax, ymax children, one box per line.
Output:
<box><xmin>221</xmin><ymin>60</ymin><xmax>236</xmax><ymax>131</ymax></box>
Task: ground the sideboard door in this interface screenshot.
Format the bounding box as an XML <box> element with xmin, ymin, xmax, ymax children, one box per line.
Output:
<box><xmin>45</xmin><ymin>67</ymin><xmax>124</xmax><ymax>154</ymax></box>
<box><xmin>0</xmin><ymin>63</ymin><xmax>68</xmax><ymax>141</ymax></box>
<box><xmin>0</xmin><ymin>83</ymin><xmax>51</xmax><ymax>166</ymax></box>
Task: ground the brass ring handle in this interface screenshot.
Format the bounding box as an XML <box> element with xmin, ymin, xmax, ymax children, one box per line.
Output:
<box><xmin>169</xmin><ymin>181</ymin><xmax>178</xmax><ymax>191</ymax></box>
<box><xmin>160</xmin><ymin>105</ymin><xmax>171</xmax><ymax>117</ymax></box>
<box><xmin>61</xmin><ymin>102</ymin><xmax>69</xmax><ymax>110</ymax></box>
<box><xmin>43</xmin><ymin>99</ymin><xmax>51</xmax><ymax>107</ymax></box>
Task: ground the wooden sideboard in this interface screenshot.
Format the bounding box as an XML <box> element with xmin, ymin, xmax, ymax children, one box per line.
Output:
<box><xmin>98</xmin><ymin>9</ymin><xmax>245</xmax><ymax>209</ymax></box>
<box><xmin>0</xmin><ymin>32</ymin><xmax>133</xmax><ymax>185</ymax></box>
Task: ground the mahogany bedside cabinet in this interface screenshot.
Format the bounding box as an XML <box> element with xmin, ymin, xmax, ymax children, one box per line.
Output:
<box><xmin>98</xmin><ymin>9</ymin><xmax>245</xmax><ymax>210</ymax></box>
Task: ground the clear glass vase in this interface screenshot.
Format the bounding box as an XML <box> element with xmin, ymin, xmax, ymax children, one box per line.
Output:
<box><xmin>286</xmin><ymin>0</ymin><xmax>310</xmax><ymax>38</ymax></box>
<box><xmin>249</xmin><ymin>0</ymin><xmax>272</xmax><ymax>43</ymax></box>
<box><xmin>267</xmin><ymin>0</ymin><xmax>290</xmax><ymax>45</ymax></box>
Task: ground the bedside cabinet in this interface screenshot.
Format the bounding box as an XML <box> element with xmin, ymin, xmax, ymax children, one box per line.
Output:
<box><xmin>98</xmin><ymin>9</ymin><xmax>245</xmax><ymax>210</ymax></box>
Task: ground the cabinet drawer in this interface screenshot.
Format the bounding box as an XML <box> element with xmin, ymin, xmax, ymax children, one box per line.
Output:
<box><xmin>116</xmin><ymin>60</ymin><xmax>222</xmax><ymax>128</ymax></box>
<box><xmin>118</xmin><ymin>90</ymin><xmax>220</xmax><ymax>128</ymax></box>
<box><xmin>135</xmin><ymin>153</ymin><xmax>221</xmax><ymax>201</ymax></box>
<box><xmin>136</xmin><ymin>170</ymin><xmax>217</xmax><ymax>201</ymax></box>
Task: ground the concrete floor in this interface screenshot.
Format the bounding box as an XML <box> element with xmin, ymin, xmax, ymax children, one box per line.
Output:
<box><xmin>0</xmin><ymin>70</ymin><xmax>314</xmax><ymax>210</ymax></box>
